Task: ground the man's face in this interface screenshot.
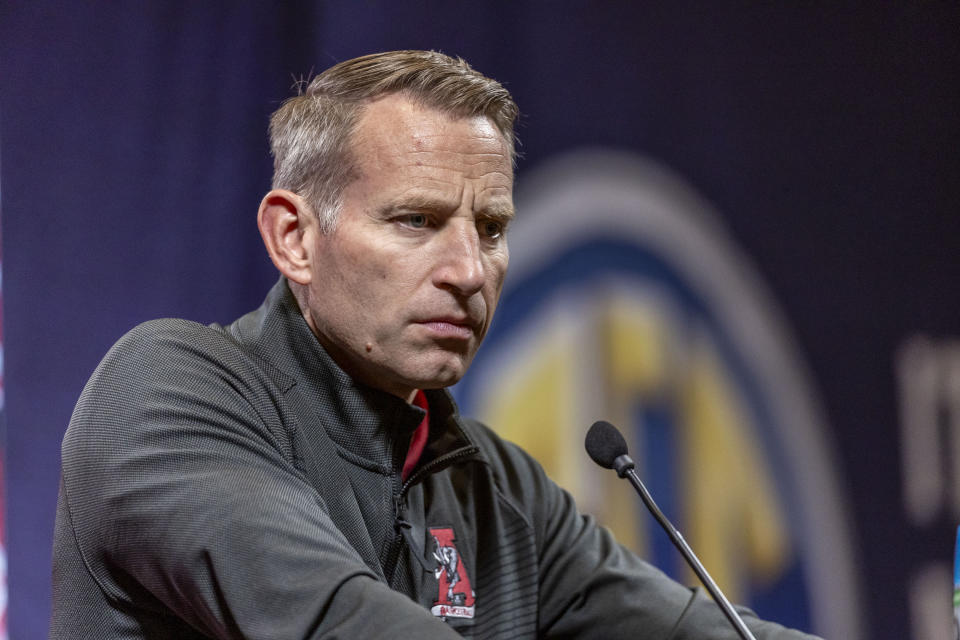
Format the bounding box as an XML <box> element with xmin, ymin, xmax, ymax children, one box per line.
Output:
<box><xmin>302</xmin><ymin>93</ymin><xmax>513</xmax><ymax>401</ymax></box>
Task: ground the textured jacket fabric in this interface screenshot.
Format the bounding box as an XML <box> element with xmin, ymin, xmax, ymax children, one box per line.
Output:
<box><xmin>51</xmin><ymin>279</ymin><xmax>819</xmax><ymax>639</ymax></box>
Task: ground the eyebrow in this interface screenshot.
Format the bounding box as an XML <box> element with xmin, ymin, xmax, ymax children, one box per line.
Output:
<box><xmin>378</xmin><ymin>196</ymin><xmax>515</xmax><ymax>221</ymax></box>
<box><xmin>481</xmin><ymin>201</ymin><xmax>516</xmax><ymax>222</ymax></box>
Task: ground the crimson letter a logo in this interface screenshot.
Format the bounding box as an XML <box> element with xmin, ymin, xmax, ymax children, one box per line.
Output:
<box><xmin>429</xmin><ymin>527</ymin><xmax>476</xmax><ymax>619</ymax></box>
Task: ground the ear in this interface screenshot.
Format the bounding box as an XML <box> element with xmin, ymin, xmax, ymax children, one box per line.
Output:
<box><xmin>257</xmin><ymin>189</ymin><xmax>317</xmax><ymax>285</ymax></box>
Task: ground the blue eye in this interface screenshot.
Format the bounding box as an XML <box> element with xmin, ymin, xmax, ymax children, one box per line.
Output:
<box><xmin>407</xmin><ymin>214</ymin><xmax>428</xmax><ymax>228</ymax></box>
<box><xmin>480</xmin><ymin>220</ymin><xmax>504</xmax><ymax>239</ymax></box>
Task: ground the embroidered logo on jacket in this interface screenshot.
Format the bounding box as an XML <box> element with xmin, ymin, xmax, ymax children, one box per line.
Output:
<box><xmin>429</xmin><ymin>527</ymin><xmax>475</xmax><ymax>619</ymax></box>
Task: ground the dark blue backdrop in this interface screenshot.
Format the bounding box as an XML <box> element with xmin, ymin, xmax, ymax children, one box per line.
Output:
<box><xmin>2</xmin><ymin>2</ymin><xmax>958</xmax><ymax>638</ymax></box>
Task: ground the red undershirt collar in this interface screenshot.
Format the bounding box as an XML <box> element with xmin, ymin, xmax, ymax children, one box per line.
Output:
<box><xmin>402</xmin><ymin>390</ymin><xmax>430</xmax><ymax>481</ymax></box>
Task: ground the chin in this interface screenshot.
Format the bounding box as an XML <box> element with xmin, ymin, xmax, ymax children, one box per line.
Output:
<box><xmin>414</xmin><ymin>371</ymin><xmax>464</xmax><ymax>391</ymax></box>
<box><xmin>409</xmin><ymin>357</ymin><xmax>471</xmax><ymax>390</ymax></box>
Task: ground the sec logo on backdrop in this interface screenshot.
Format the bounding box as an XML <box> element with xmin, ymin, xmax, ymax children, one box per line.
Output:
<box><xmin>453</xmin><ymin>150</ymin><xmax>862</xmax><ymax>639</ymax></box>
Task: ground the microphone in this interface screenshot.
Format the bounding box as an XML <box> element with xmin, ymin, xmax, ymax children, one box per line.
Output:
<box><xmin>585</xmin><ymin>421</ymin><xmax>758</xmax><ymax>640</ymax></box>
<box><xmin>585</xmin><ymin>419</ymin><xmax>635</xmax><ymax>475</ymax></box>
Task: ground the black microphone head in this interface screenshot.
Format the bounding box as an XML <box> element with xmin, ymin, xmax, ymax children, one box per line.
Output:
<box><xmin>585</xmin><ymin>420</ymin><xmax>629</xmax><ymax>469</ymax></box>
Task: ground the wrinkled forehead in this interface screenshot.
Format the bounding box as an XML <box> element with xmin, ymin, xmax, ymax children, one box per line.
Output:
<box><xmin>350</xmin><ymin>94</ymin><xmax>513</xmax><ymax>175</ymax></box>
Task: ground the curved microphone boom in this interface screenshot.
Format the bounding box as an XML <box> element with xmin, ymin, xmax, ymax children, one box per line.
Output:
<box><xmin>584</xmin><ymin>421</ymin><xmax>757</xmax><ymax>640</ymax></box>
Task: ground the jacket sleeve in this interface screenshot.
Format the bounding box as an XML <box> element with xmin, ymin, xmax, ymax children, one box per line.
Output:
<box><xmin>53</xmin><ymin>320</ymin><xmax>460</xmax><ymax>639</ymax></box>
<box><xmin>474</xmin><ymin>425</ymin><xmax>822</xmax><ymax>640</ymax></box>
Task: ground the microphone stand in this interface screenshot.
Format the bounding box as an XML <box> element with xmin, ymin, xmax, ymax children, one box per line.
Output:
<box><xmin>613</xmin><ymin>454</ymin><xmax>758</xmax><ymax>640</ymax></box>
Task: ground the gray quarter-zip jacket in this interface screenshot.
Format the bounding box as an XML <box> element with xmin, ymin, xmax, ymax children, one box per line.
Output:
<box><xmin>51</xmin><ymin>279</ymin><xmax>820</xmax><ymax>639</ymax></box>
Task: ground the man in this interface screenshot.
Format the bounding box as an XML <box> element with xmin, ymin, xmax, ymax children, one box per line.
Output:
<box><xmin>51</xmin><ymin>51</ymin><xmax>819</xmax><ymax>639</ymax></box>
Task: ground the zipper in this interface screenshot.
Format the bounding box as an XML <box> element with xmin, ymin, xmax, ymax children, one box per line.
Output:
<box><xmin>383</xmin><ymin>444</ymin><xmax>479</xmax><ymax>584</ymax></box>
<box><xmin>382</xmin><ymin>483</ymin><xmax>407</xmax><ymax>585</ymax></box>
<box><xmin>400</xmin><ymin>444</ymin><xmax>479</xmax><ymax>493</ymax></box>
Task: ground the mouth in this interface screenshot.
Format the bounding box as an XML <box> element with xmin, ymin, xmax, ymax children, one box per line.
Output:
<box><xmin>415</xmin><ymin>316</ymin><xmax>478</xmax><ymax>340</ymax></box>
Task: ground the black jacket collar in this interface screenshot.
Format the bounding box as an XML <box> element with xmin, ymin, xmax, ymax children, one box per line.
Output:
<box><xmin>223</xmin><ymin>277</ymin><xmax>474</xmax><ymax>473</ymax></box>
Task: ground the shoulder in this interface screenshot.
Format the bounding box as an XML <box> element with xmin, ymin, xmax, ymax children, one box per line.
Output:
<box><xmin>99</xmin><ymin>317</ymin><xmax>250</xmax><ymax>372</ymax></box>
<box><xmin>455</xmin><ymin>417</ymin><xmax>567</xmax><ymax>524</ymax></box>
<box><xmin>65</xmin><ymin>318</ymin><xmax>291</xmax><ymax>459</ymax></box>
<box><xmin>61</xmin><ymin>317</ymin><xmax>302</xmax><ymax>522</ymax></box>
<box><xmin>84</xmin><ymin>317</ymin><xmax>288</xmax><ymax>396</ymax></box>
<box><xmin>458</xmin><ymin>417</ymin><xmax>550</xmax><ymax>483</ymax></box>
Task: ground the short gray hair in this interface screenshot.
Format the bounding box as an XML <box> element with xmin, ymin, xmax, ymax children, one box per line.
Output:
<box><xmin>268</xmin><ymin>50</ymin><xmax>519</xmax><ymax>232</ymax></box>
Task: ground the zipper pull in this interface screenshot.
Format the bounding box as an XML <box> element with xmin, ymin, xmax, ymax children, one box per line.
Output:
<box><xmin>393</xmin><ymin>491</ymin><xmax>433</xmax><ymax>573</ymax></box>
<box><xmin>394</xmin><ymin>491</ymin><xmax>406</xmax><ymax>522</ymax></box>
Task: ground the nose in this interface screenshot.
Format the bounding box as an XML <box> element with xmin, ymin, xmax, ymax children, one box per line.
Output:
<box><xmin>433</xmin><ymin>220</ymin><xmax>485</xmax><ymax>296</ymax></box>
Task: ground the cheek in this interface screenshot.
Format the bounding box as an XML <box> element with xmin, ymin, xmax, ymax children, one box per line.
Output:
<box><xmin>481</xmin><ymin>264</ymin><xmax>508</xmax><ymax>318</ymax></box>
<box><xmin>488</xmin><ymin>253</ymin><xmax>509</xmax><ymax>292</ymax></box>
<box><xmin>337</xmin><ymin>241</ymin><xmax>390</xmax><ymax>286</ymax></box>
<box><xmin>345</xmin><ymin>253</ymin><xmax>420</xmax><ymax>308</ymax></box>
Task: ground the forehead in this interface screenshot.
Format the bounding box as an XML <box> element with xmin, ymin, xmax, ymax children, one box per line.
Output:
<box><xmin>350</xmin><ymin>94</ymin><xmax>513</xmax><ymax>179</ymax></box>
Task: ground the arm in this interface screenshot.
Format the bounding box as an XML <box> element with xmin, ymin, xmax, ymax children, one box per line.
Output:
<box><xmin>54</xmin><ymin>319</ymin><xmax>459</xmax><ymax>639</ymax></box>
<box><xmin>474</xmin><ymin>426</ymin><xmax>821</xmax><ymax>639</ymax></box>
<box><xmin>538</xmin><ymin>488</ymin><xmax>820</xmax><ymax>639</ymax></box>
